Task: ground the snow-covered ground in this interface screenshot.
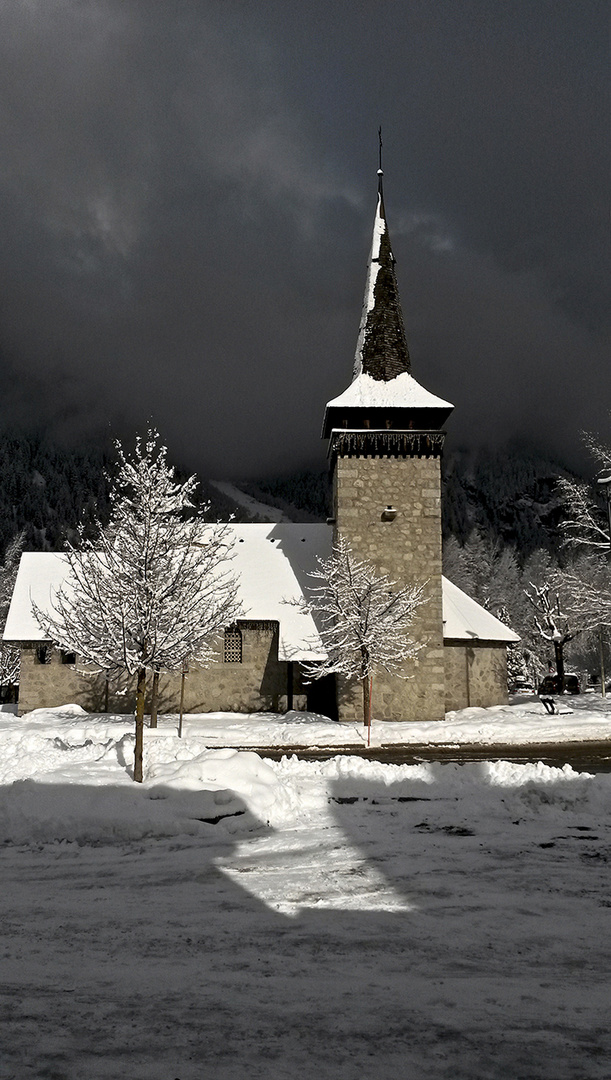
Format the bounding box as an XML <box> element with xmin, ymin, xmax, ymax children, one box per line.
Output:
<box><xmin>1</xmin><ymin>703</ymin><xmax>610</xmax><ymax>1078</ymax></box>
<box><xmin>8</xmin><ymin>692</ymin><xmax>607</xmax><ymax>751</ymax></box>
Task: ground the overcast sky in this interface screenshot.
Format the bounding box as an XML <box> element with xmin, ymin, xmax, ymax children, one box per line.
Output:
<box><xmin>0</xmin><ymin>0</ymin><xmax>608</xmax><ymax>479</ymax></box>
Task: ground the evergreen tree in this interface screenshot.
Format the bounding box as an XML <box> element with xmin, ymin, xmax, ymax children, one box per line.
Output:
<box><xmin>0</xmin><ymin>531</ymin><xmax>25</xmax><ymax>694</ymax></box>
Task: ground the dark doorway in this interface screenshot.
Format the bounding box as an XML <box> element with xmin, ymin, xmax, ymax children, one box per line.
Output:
<box><xmin>305</xmin><ymin>673</ymin><xmax>338</xmax><ymax>721</ymax></box>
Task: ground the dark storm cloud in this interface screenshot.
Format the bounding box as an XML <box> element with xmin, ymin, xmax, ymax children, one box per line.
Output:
<box><xmin>0</xmin><ymin>0</ymin><xmax>608</xmax><ymax>478</ymax></box>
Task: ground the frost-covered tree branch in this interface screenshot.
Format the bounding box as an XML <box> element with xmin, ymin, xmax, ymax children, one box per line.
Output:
<box><xmin>553</xmin><ymin>556</ymin><xmax>611</xmax><ymax>632</ymax></box>
<box><xmin>524</xmin><ymin>576</ymin><xmax>591</xmax><ymax>688</ymax></box>
<box><xmin>34</xmin><ymin>430</ymin><xmax>241</xmax><ymax>780</ymax></box>
<box><xmin>558</xmin><ymin>428</ymin><xmax>611</xmax><ymax>551</ymax></box>
<box><xmin>301</xmin><ymin>536</ymin><xmax>427</xmax><ymax>729</ymax></box>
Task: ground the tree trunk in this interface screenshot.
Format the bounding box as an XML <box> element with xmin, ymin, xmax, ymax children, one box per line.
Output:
<box><xmin>150</xmin><ymin>669</ymin><xmax>160</xmax><ymax>728</ymax></box>
<box><xmin>362</xmin><ymin>675</ymin><xmax>371</xmax><ymax>729</ymax></box>
<box><xmin>134</xmin><ymin>667</ymin><xmax>146</xmax><ymax>783</ymax></box>
<box><xmin>554</xmin><ymin>640</ymin><xmax>565</xmax><ymax>691</ymax></box>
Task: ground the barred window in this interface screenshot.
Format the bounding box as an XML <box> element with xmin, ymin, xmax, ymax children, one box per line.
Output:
<box><xmin>35</xmin><ymin>645</ymin><xmax>51</xmax><ymax>665</ymax></box>
<box><xmin>223</xmin><ymin>626</ymin><xmax>242</xmax><ymax>663</ymax></box>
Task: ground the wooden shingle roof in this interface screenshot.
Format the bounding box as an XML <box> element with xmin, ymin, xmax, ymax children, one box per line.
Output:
<box><xmin>354</xmin><ymin>174</ymin><xmax>411</xmax><ymax>382</ymax></box>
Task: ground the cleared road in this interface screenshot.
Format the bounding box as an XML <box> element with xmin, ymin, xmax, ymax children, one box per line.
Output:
<box><xmin>251</xmin><ymin>740</ymin><xmax>611</xmax><ymax>773</ymax></box>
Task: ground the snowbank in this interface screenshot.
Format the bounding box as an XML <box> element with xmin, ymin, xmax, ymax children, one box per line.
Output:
<box><xmin>0</xmin><ymin>706</ymin><xmax>610</xmax><ymax>849</ymax></box>
<box><xmin>0</xmin><ymin>710</ymin><xmax>297</xmax><ymax>843</ymax></box>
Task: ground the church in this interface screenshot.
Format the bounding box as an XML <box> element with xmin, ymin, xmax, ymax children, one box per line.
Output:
<box><xmin>4</xmin><ymin>169</ymin><xmax>518</xmax><ymax>721</ymax></box>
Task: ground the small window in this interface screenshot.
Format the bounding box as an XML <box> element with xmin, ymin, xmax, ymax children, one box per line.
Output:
<box><xmin>35</xmin><ymin>645</ymin><xmax>51</xmax><ymax>665</ymax></box>
<box><xmin>61</xmin><ymin>650</ymin><xmax>76</xmax><ymax>665</ymax></box>
<box><xmin>223</xmin><ymin>626</ymin><xmax>242</xmax><ymax>664</ymax></box>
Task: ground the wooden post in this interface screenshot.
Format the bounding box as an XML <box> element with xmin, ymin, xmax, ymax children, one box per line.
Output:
<box><xmin>362</xmin><ymin>675</ymin><xmax>371</xmax><ymax>729</ymax></box>
<box><xmin>178</xmin><ymin>661</ymin><xmax>188</xmax><ymax>738</ymax></box>
<box><xmin>134</xmin><ymin>667</ymin><xmax>146</xmax><ymax>783</ymax></box>
<box><xmin>286</xmin><ymin>662</ymin><xmax>294</xmax><ymax>712</ymax></box>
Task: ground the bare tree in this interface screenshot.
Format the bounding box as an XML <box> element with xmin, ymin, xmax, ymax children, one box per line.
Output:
<box><xmin>524</xmin><ymin>578</ymin><xmax>592</xmax><ymax>689</ymax></box>
<box><xmin>556</xmin><ymin>427</ymin><xmax>611</xmax><ymax>687</ymax></box>
<box><xmin>34</xmin><ymin>431</ymin><xmax>240</xmax><ymax>781</ymax></box>
<box><xmin>495</xmin><ymin>604</ymin><xmax>532</xmax><ymax>687</ymax></box>
<box><xmin>558</xmin><ymin>430</ymin><xmax>611</xmax><ymax>551</ymax></box>
<box><xmin>554</xmin><ymin>555</ymin><xmax>611</xmax><ymax>629</ymax></box>
<box><xmin>302</xmin><ymin>536</ymin><xmax>427</xmax><ymax>731</ymax></box>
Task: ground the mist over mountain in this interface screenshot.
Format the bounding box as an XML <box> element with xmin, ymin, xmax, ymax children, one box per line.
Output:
<box><xmin>0</xmin><ymin>433</ymin><xmax>580</xmax><ymax>560</ymax></box>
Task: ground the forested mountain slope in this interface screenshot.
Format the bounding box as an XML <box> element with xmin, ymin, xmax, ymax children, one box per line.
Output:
<box><xmin>0</xmin><ymin>435</ymin><xmax>579</xmax><ymax>560</ymax></box>
<box><xmin>242</xmin><ymin>443</ymin><xmax>579</xmax><ymax>562</ymax></box>
<box><xmin>0</xmin><ymin>434</ymin><xmax>259</xmax><ymax>560</ymax></box>
<box><xmin>441</xmin><ymin>444</ymin><xmax>576</xmax><ymax>561</ymax></box>
<box><xmin>0</xmin><ymin>435</ymin><xmax>113</xmax><ymax>556</ymax></box>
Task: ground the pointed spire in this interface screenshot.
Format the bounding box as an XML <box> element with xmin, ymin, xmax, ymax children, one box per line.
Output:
<box><xmin>352</xmin><ymin>153</ymin><xmax>411</xmax><ymax>382</ymax></box>
<box><xmin>322</xmin><ymin>147</ymin><xmax>453</xmax><ymax>441</ymax></box>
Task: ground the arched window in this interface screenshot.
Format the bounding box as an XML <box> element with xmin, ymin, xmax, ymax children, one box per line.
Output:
<box><xmin>223</xmin><ymin>626</ymin><xmax>242</xmax><ymax>664</ymax></box>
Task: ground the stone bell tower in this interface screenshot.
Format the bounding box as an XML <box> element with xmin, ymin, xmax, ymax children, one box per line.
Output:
<box><xmin>323</xmin><ymin>166</ymin><xmax>454</xmax><ymax>722</ymax></box>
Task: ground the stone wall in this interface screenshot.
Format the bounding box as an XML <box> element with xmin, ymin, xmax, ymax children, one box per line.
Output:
<box><xmin>444</xmin><ymin>641</ymin><xmax>509</xmax><ymax>711</ymax></box>
<box><xmin>17</xmin><ymin>622</ymin><xmax>302</xmax><ymax>716</ymax></box>
<box><xmin>18</xmin><ymin>646</ymin><xmax>111</xmax><ymax>715</ymax></box>
<box><xmin>17</xmin><ymin>629</ymin><xmax>510</xmax><ymax>720</ymax></box>
<box><xmin>333</xmin><ymin>452</ymin><xmax>445</xmax><ymax>722</ymax></box>
<box><xmin>161</xmin><ymin>623</ymin><xmax>297</xmax><ymax>714</ymax></box>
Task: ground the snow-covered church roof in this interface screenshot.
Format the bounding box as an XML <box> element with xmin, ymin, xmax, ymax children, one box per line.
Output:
<box><xmin>3</xmin><ymin>526</ymin><xmax>331</xmax><ymax>663</ymax></box>
<box><xmin>4</xmin><ymin>526</ymin><xmax>518</xmax><ymax>656</ymax></box>
<box><xmin>442</xmin><ymin>576</ymin><xmax>520</xmax><ymax>643</ymax></box>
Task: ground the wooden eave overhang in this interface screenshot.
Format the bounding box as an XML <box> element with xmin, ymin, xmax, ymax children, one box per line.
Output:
<box><xmin>328</xmin><ymin>428</ymin><xmax>446</xmax><ymax>459</ymax></box>
<box><xmin>322</xmin><ymin>403</ymin><xmax>453</xmax><ymax>440</ymax></box>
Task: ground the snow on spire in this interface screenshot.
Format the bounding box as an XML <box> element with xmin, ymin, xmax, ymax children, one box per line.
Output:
<box><xmin>352</xmin><ymin>164</ymin><xmax>411</xmax><ymax>382</ymax></box>
<box><xmin>322</xmin><ymin>151</ymin><xmax>454</xmax><ymax>435</ymax></box>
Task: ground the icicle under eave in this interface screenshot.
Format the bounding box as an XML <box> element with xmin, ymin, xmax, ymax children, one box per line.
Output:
<box><xmin>352</xmin><ymin>169</ymin><xmax>411</xmax><ymax>383</ymax></box>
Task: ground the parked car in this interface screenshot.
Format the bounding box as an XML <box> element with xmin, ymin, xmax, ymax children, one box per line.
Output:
<box><xmin>538</xmin><ymin>673</ymin><xmax>580</xmax><ymax>695</ymax></box>
<box><xmin>508</xmin><ymin>677</ymin><xmax>534</xmax><ymax>693</ymax></box>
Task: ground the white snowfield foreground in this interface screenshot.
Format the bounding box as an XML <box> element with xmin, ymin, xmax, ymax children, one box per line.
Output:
<box><xmin>1</xmin><ymin>702</ymin><xmax>610</xmax><ymax>1079</ymax></box>
<box><xmin>1</xmin><ymin>702</ymin><xmax>610</xmax><ymax>839</ymax></box>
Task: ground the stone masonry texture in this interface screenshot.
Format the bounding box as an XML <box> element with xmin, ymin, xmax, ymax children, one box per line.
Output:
<box><xmin>17</xmin><ymin>623</ymin><xmax>296</xmax><ymax>717</ymax></box>
<box><xmin>333</xmin><ymin>452</ymin><xmax>445</xmax><ymax>722</ymax></box>
<box><xmin>443</xmin><ymin>641</ymin><xmax>509</xmax><ymax>711</ymax></box>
